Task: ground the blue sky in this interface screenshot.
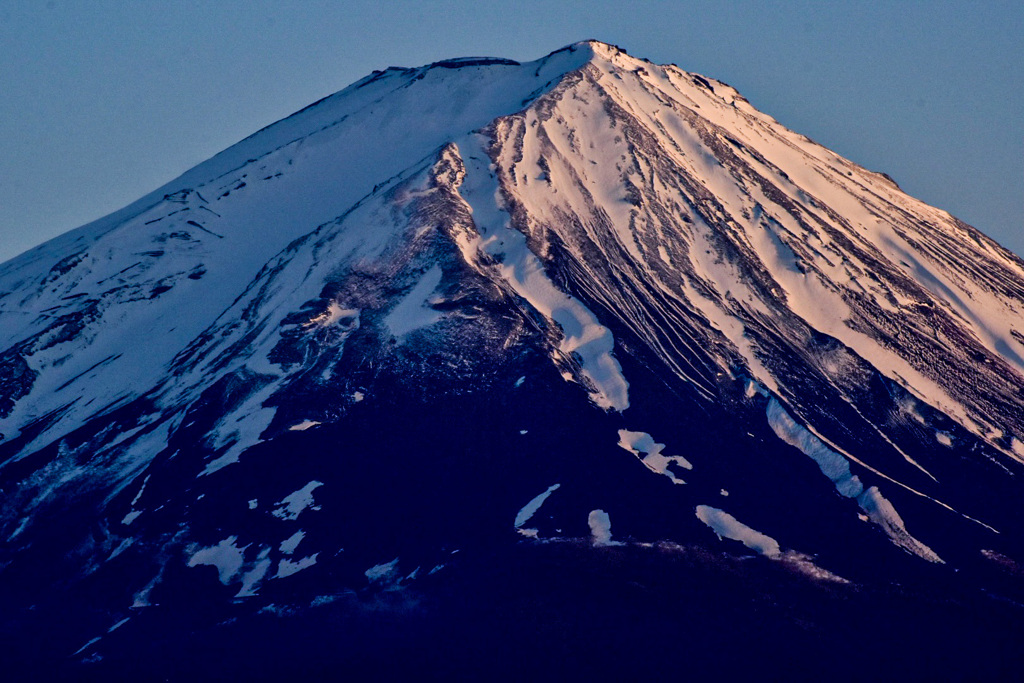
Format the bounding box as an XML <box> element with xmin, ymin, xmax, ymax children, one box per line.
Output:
<box><xmin>1</xmin><ymin>1</ymin><xmax>1021</xmax><ymax>263</ymax></box>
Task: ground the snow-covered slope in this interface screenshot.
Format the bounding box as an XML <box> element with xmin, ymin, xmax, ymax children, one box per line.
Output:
<box><xmin>3</xmin><ymin>41</ymin><xmax>1024</xmax><ymax>676</ymax></box>
<box><xmin>0</xmin><ymin>46</ymin><xmax>592</xmax><ymax>451</ymax></box>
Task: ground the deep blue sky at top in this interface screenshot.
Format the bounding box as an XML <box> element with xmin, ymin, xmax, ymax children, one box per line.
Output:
<box><xmin>1</xmin><ymin>1</ymin><xmax>1021</xmax><ymax>263</ymax></box>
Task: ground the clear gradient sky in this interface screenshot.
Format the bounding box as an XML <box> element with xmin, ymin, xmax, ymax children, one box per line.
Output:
<box><xmin>1</xmin><ymin>1</ymin><xmax>1021</xmax><ymax>264</ymax></box>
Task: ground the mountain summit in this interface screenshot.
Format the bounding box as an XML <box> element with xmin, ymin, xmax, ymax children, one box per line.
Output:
<box><xmin>3</xmin><ymin>41</ymin><xmax>1024</xmax><ymax>677</ymax></box>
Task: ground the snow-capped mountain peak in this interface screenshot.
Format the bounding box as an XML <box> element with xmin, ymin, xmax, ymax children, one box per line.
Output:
<box><xmin>4</xmin><ymin>41</ymin><xmax>1024</xmax><ymax>677</ymax></box>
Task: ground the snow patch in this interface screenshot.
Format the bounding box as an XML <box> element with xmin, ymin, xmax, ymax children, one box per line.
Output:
<box><xmin>72</xmin><ymin>637</ymin><xmax>102</xmax><ymax>657</ymax></box>
<box><xmin>276</xmin><ymin>553</ymin><xmax>318</xmax><ymax>579</ymax></box>
<box><xmin>7</xmin><ymin>517</ymin><xmax>29</xmax><ymax>541</ymax></box>
<box><xmin>188</xmin><ymin>536</ymin><xmax>247</xmax><ymax>584</ymax></box>
<box><xmin>272</xmin><ymin>480</ymin><xmax>323</xmax><ymax>520</ymax></box>
<box><xmin>201</xmin><ymin>382</ymin><xmax>279</xmax><ymax>475</ymax></box>
<box><xmin>305</xmin><ymin>302</ymin><xmax>358</xmax><ymax>328</ymax></box>
<box><xmin>107</xmin><ymin>538</ymin><xmax>134</xmax><ymax>561</ymax></box>
<box><xmin>617</xmin><ymin>429</ymin><xmax>691</xmax><ymax>484</ymax></box>
<box><xmin>131</xmin><ymin>574</ymin><xmax>160</xmax><ymax>608</ymax></box>
<box><xmin>588</xmin><ymin>509</ymin><xmax>620</xmax><ymax>546</ymax></box>
<box><xmin>121</xmin><ymin>510</ymin><xmax>142</xmax><ymax>526</ymax></box>
<box><xmin>107</xmin><ymin>617</ymin><xmax>130</xmax><ymax>633</ymax></box>
<box><xmin>130</xmin><ymin>474</ymin><xmax>150</xmax><ymax>506</ymax></box>
<box><xmin>767</xmin><ymin>399</ymin><xmax>865</xmax><ymax>498</ymax></box>
<box><xmin>857</xmin><ymin>486</ymin><xmax>943</xmax><ymax>563</ymax></box>
<box><xmin>695</xmin><ymin>505</ymin><xmax>781</xmax><ymax>558</ymax></box>
<box><xmin>279</xmin><ymin>530</ymin><xmax>305</xmax><ymax>555</ymax></box>
<box><xmin>365</xmin><ymin>558</ymin><xmax>400</xmax><ymax>585</ymax></box>
<box><xmin>514</xmin><ymin>483</ymin><xmax>560</xmax><ymax>535</ymax></box>
<box><xmin>385</xmin><ymin>265</ymin><xmax>444</xmax><ymax>337</ymax></box>
<box><xmin>767</xmin><ymin>398</ymin><xmax>942</xmax><ymax>562</ymax></box>
<box><xmin>236</xmin><ymin>547</ymin><xmax>272</xmax><ymax>597</ymax></box>
<box><xmin>744</xmin><ymin>378</ymin><xmax>769</xmax><ymax>399</ymax></box>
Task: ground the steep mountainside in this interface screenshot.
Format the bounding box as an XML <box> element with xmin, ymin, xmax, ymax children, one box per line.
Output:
<box><xmin>3</xmin><ymin>41</ymin><xmax>1024</xmax><ymax>678</ymax></box>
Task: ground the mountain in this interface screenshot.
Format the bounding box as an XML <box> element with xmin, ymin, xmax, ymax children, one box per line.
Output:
<box><xmin>3</xmin><ymin>40</ymin><xmax>1024</xmax><ymax>679</ymax></box>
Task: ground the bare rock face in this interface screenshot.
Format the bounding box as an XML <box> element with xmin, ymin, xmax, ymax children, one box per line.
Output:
<box><xmin>3</xmin><ymin>41</ymin><xmax>1024</xmax><ymax>678</ymax></box>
